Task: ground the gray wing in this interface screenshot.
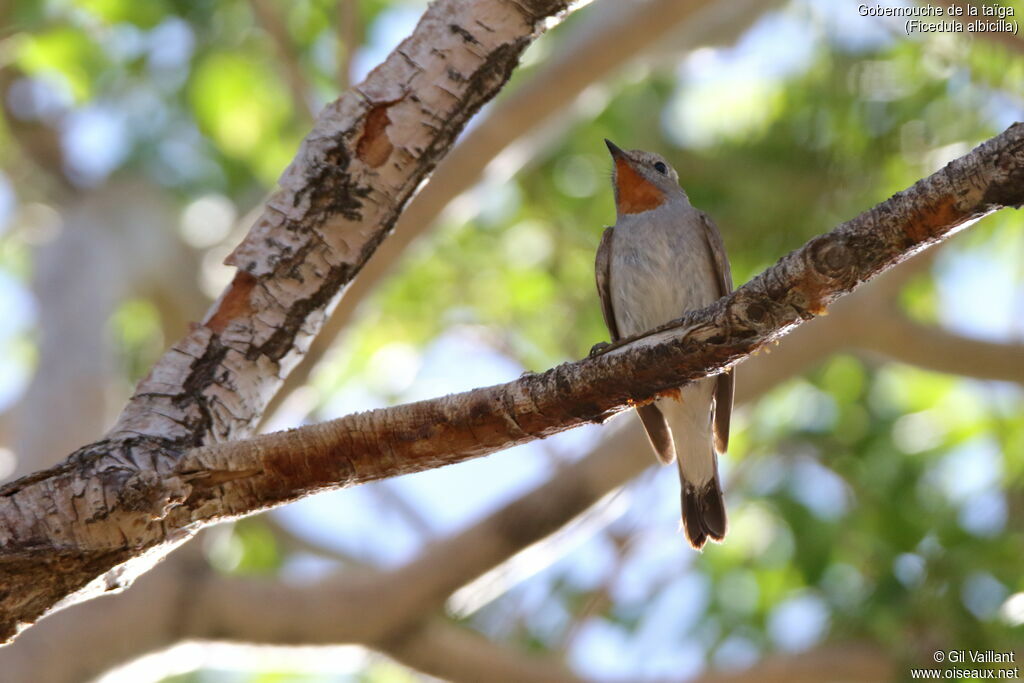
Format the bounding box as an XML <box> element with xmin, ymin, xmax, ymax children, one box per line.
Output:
<box><xmin>595</xmin><ymin>227</ymin><xmax>620</xmax><ymax>341</ymax></box>
<box><xmin>699</xmin><ymin>211</ymin><xmax>735</xmax><ymax>455</ymax></box>
<box><xmin>595</xmin><ymin>226</ymin><xmax>676</xmax><ymax>464</ymax></box>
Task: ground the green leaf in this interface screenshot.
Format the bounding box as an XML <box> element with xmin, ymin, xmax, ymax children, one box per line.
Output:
<box><xmin>189</xmin><ymin>52</ymin><xmax>292</xmax><ymax>163</ymax></box>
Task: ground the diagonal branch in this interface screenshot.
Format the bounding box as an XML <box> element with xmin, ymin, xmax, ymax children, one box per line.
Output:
<box><xmin>168</xmin><ymin>122</ymin><xmax>1024</xmax><ymax>520</ymax></box>
<box><xmin>856</xmin><ymin>308</ymin><xmax>1024</xmax><ymax>384</ymax></box>
<box><xmin>336</xmin><ymin>0</ymin><xmax>360</xmax><ymax>92</ymax></box>
<box><xmin>818</xmin><ymin>244</ymin><xmax>1024</xmax><ymax>385</ymax></box>
<box><xmin>7</xmin><ymin>255</ymin><xmax>1016</xmax><ymax>678</ymax></box>
<box><xmin>9</xmin><ymin>255</ymin><xmax>1011</xmax><ymax>677</ymax></box>
<box><xmin>248</xmin><ymin>0</ymin><xmax>317</xmax><ymax>121</ymax></box>
<box><xmin>381</xmin><ymin>618</ymin><xmax>582</xmax><ymax>683</ymax></box>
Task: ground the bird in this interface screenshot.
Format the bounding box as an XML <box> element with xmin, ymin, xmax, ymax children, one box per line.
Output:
<box><xmin>594</xmin><ymin>139</ymin><xmax>734</xmax><ymax>549</ymax></box>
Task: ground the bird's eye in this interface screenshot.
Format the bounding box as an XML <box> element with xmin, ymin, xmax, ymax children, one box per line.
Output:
<box><xmin>653</xmin><ymin>161</ymin><xmax>668</xmax><ymax>175</ymax></box>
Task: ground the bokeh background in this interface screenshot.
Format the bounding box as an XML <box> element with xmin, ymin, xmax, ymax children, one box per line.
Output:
<box><xmin>0</xmin><ymin>0</ymin><xmax>1022</xmax><ymax>680</ymax></box>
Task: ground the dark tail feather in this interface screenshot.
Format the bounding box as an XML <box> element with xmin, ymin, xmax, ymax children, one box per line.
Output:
<box><xmin>680</xmin><ymin>479</ymin><xmax>727</xmax><ymax>549</ymax></box>
<box><xmin>636</xmin><ymin>404</ymin><xmax>675</xmax><ymax>464</ymax></box>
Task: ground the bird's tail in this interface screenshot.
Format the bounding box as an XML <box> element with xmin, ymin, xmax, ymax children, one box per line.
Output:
<box><xmin>680</xmin><ymin>477</ymin><xmax>727</xmax><ymax>549</ymax></box>
<box><xmin>659</xmin><ymin>381</ymin><xmax>727</xmax><ymax>549</ymax></box>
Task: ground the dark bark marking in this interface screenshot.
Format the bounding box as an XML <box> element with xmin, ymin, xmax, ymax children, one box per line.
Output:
<box><xmin>0</xmin><ymin>548</ymin><xmax>131</xmax><ymax>642</ymax></box>
<box><xmin>448</xmin><ymin>24</ymin><xmax>481</xmax><ymax>45</ymax></box>
<box><xmin>296</xmin><ymin>141</ymin><xmax>371</xmax><ymax>223</ymax></box>
<box><xmin>173</xmin><ymin>340</ymin><xmax>231</xmax><ymax>447</ymax></box>
<box><xmin>248</xmin><ymin>260</ymin><xmax>348</xmax><ymax>363</ymax></box>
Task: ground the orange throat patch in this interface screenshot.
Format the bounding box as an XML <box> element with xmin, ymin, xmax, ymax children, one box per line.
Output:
<box><xmin>614</xmin><ymin>158</ymin><xmax>666</xmax><ymax>214</ymax></box>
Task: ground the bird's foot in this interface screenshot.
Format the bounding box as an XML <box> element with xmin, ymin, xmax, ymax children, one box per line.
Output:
<box><xmin>589</xmin><ymin>341</ymin><xmax>611</xmax><ymax>357</ymax></box>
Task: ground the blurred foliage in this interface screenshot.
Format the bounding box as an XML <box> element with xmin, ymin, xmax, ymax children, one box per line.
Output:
<box><xmin>206</xmin><ymin>519</ymin><xmax>284</xmax><ymax>576</ymax></box>
<box><xmin>108</xmin><ymin>297</ymin><xmax>164</xmax><ymax>382</ymax></box>
<box><xmin>1</xmin><ymin>0</ymin><xmax>1023</xmax><ymax>680</ymax></box>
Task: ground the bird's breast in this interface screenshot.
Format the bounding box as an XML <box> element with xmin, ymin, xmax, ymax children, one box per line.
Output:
<box><xmin>610</xmin><ymin>206</ymin><xmax>719</xmax><ymax>337</ymax></box>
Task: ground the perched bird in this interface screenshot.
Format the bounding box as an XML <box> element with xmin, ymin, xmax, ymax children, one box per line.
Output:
<box><xmin>595</xmin><ymin>139</ymin><xmax>734</xmax><ymax>549</ymax></box>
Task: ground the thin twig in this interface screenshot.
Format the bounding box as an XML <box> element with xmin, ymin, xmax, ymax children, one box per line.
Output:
<box><xmin>248</xmin><ymin>0</ymin><xmax>316</xmax><ymax>121</ymax></box>
<box><xmin>337</xmin><ymin>0</ymin><xmax>360</xmax><ymax>92</ymax></box>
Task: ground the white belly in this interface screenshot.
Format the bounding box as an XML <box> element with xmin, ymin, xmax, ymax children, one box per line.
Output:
<box><xmin>610</xmin><ymin>205</ymin><xmax>719</xmax><ymax>337</ymax></box>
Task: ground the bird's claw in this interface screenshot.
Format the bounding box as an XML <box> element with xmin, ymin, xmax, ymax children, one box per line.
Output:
<box><xmin>589</xmin><ymin>341</ymin><xmax>612</xmax><ymax>357</ymax></box>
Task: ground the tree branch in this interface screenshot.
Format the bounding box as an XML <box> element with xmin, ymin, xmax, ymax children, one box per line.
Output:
<box><xmin>336</xmin><ymin>0</ymin><xmax>360</xmax><ymax>92</ymax></box>
<box><xmin>0</xmin><ymin>0</ymin><xmax>577</xmax><ymax>644</ymax></box>
<box><xmin>4</xmin><ymin>0</ymin><xmax>1017</xmax><ymax>674</ymax></box>
<box><xmin>856</xmin><ymin>308</ymin><xmax>1024</xmax><ymax>383</ymax></box>
<box><xmin>816</xmin><ymin>245</ymin><xmax>1024</xmax><ymax>385</ymax></box>
<box><xmin>381</xmin><ymin>618</ymin><xmax>582</xmax><ymax>683</ymax></box>
<box><xmin>6</xmin><ymin>238</ymin><xmax>1011</xmax><ymax>676</ymax></box>
<box><xmin>0</xmin><ymin>67</ymin><xmax>72</xmax><ymax>192</ymax></box>
<box><xmin>248</xmin><ymin>0</ymin><xmax>317</xmax><ymax>121</ymax></box>
<box><xmin>169</xmin><ymin>122</ymin><xmax>1024</xmax><ymax>523</ymax></box>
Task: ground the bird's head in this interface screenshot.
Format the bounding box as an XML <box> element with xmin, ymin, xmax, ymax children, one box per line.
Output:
<box><xmin>605</xmin><ymin>139</ymin><xmax>684</xmax><ymax>216</ymax></box>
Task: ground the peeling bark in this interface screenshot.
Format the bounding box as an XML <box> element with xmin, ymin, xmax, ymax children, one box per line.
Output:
<box><xmin>0</xmin><ymin>0</ymin><xmax>572</xmax><ymax>644</ymax></box>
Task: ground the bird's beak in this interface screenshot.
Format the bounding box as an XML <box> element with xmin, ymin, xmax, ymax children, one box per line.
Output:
<box><xmin>604</xmin><ymin>138</ymin><xmax>626</xmax><ymax>160</ymax></box>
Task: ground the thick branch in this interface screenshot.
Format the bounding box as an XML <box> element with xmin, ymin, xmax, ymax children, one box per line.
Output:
<box><xmin>193</xmin><ymin>562</ymin><xmax>583</xmax><ymax>682</ymax></box>
<box><xmin>13</xmin><ymin>119</ymin><xmax>1020</xmax><ymax>643</ymax></box>
<box><xmin>6</xmin><ymin>3</ymin><xmax>1015</xmax><ymax>671</ymax></box>
<box><xmin>856</xmin><ymin>308</ymin><xmax>1024</xmax><ymax>384</ymax></box>
<box><xmin>0</xmin><ymin>0</ymin><xmax>576</xmax><ymax>644</ymax></box>
<box><xmin>378</xmin><ymin>618</ymin><xmax>581</xmax><ymax>683</ymax></box>
<box><xmin>6</xmin><ymin>259</ymin><xmax>1011</xmax><ymax>677</ymax></box>
<box><xmin>818</xmin><ymin>242</ymin><xmax>1024</xmax><ymax>384</ymax></box>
